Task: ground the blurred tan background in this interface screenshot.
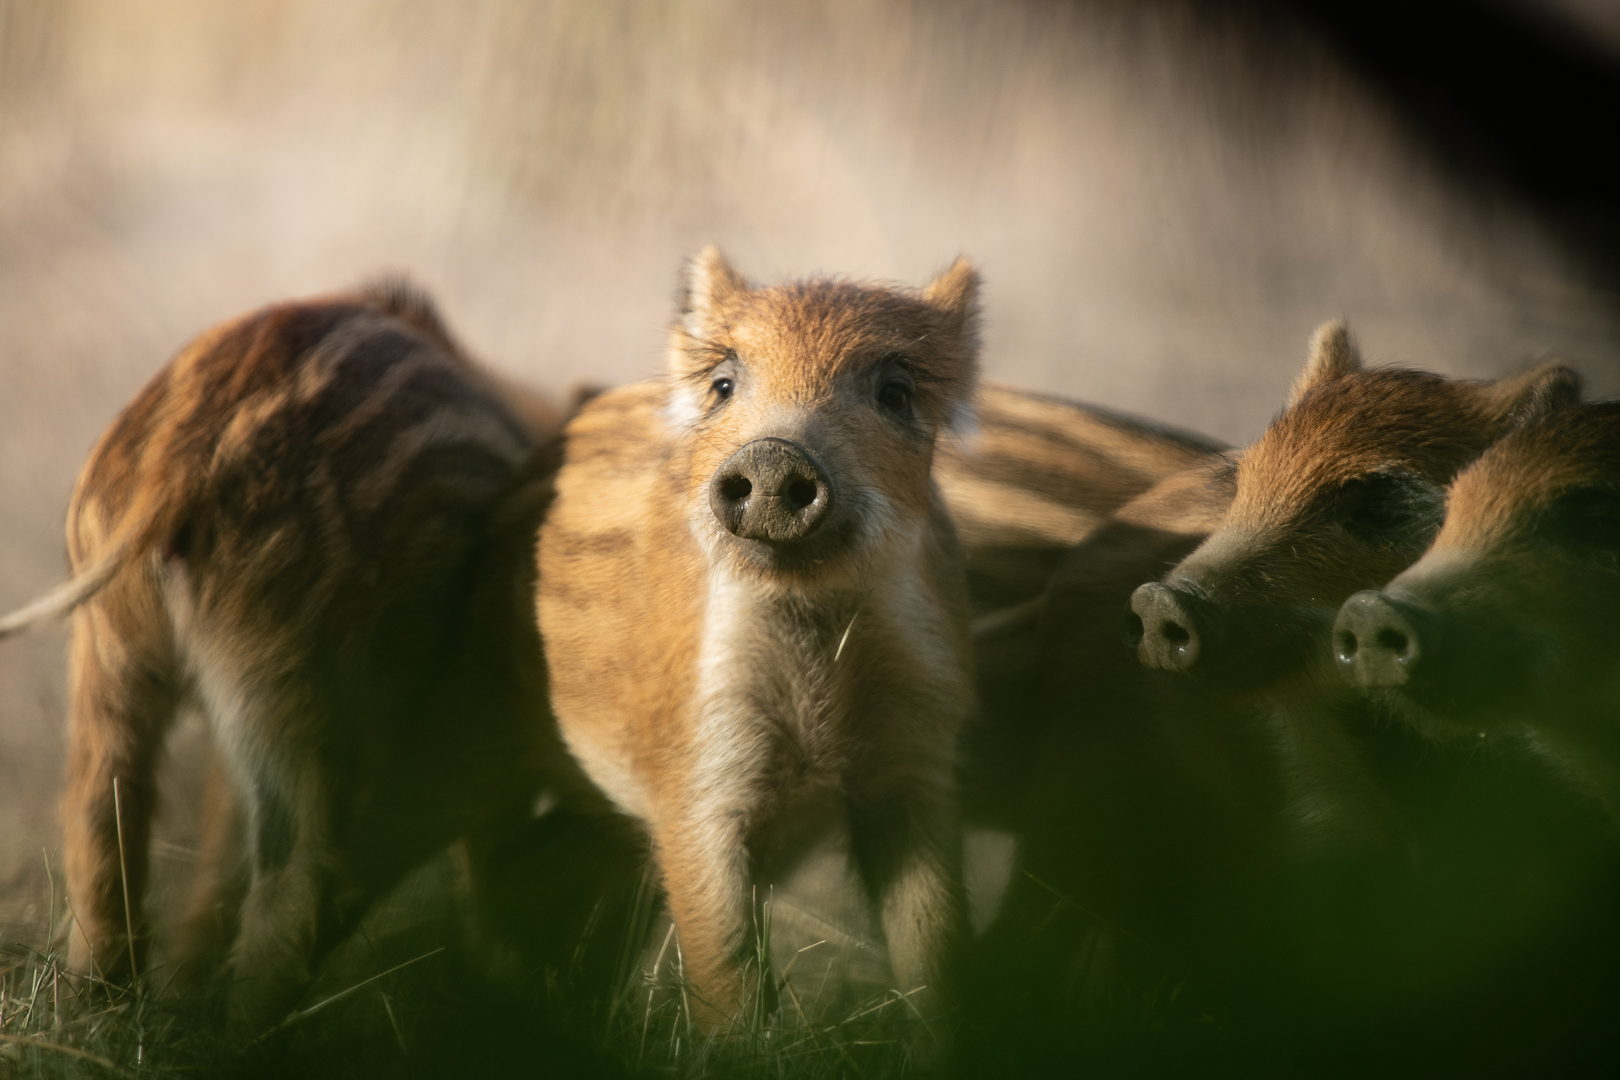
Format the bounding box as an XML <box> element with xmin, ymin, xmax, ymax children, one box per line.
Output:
<box><xmin>3</xmin><ymin>0</ymin><xmax>1618</xmax><ymax>942</ymax></box>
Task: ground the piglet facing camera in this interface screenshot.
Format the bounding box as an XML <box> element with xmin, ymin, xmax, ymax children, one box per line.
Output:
<box><xmin>537</xmin><ymin>249</ymin><xmax>979</xmax><ymax>1034</ymax></box>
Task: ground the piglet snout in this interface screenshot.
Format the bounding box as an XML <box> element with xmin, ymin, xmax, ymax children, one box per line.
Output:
<box><xmin>709</xmin><ymin>438</ymin><xmax>833</xmax><ymax>543</ymax></box>
<box><xmin>1131</xmin><ymin>581</ymin><xmax>1208</xmax><ymax>671</ymax></box>
<box><xmin>1335</xmin><ymin>590</ymin><xmax>1422</xmax><ymax>686</ymax></box>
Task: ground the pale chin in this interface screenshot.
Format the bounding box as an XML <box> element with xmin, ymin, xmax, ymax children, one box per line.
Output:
<box><xmin>688</xmin><ymin>512</ymin><xmax>886</xmax><ymax>587</ymax></box>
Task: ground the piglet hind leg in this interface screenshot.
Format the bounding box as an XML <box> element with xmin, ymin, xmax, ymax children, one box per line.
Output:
<box><xmin>168</xmin><ymin>747</ymin><xmax>248</xmax><ymax>996</ymax></box>
<box><xmin>223</xmin><ymin>760</ymin><xmax>372</xmax><ymax>1039</ymax></box>
<box><xmin>62</xmin><ymin>592</ymin><xmax>181</xmax><ymax>989</ymax></box>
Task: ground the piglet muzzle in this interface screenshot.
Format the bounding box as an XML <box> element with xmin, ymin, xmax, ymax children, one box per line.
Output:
<box><xmin>709</xmin><ymin>438</ymin><xmax>834</xmax><ymax>544</ymax></box>
<box><xmin>1334</xmin><ymin>590</ymin><xmax>1423</xmax><ymax>686</ymax></box>
<box><xmin>1131</xmin><ymin>581</ymin><xmax>1209</xmax><ymax>672</ymax></box>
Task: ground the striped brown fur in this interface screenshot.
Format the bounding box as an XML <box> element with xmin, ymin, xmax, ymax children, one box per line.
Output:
<box><xmin>1131</xmin><ymin>323</ymin><xmax>1582</xmax><ymax>848</ymax></box>
<box><xmin>937</xmin><ymin>386</ymin><xmax>1225</xmax><ymax>618</ymax></box>
<box><xmin>3</xmin><ymin>283</ymin><xmax>579</xmax><ymax>1034</ymax></box>
<box><xmin>537</xmin><ymin>249</ymin><xmax>979</xmax><ymax>1033</ymax></box>
<box><xmin>1337</xmin><ymin>402</ymin><xmax>1620</xmax><ymax>821</ymax></box>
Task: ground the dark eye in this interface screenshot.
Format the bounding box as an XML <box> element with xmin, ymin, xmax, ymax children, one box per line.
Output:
<box><xmin>712</xmin><ymin>376</ymin><xmax>734</xmax><ymax>400</ymax></box>
<box><xmin>1539</xmin><ymin>488</ymin><xmax>1620</xmax><ymax>553</ymax></box>
<box><xmin>878</xmin><ymin>379</ymin><xmax>912</xmax><ymax>413</ymax></box>
<box><xmin>1335</xmin><ymin>473</ymin><xmax>1444</xmax><ymax>545</ymax></box>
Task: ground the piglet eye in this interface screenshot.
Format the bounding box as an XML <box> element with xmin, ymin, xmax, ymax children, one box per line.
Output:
<box><xmin>712</xmin><ymin>376</ymin><xmax>735</xmax><ymax>400</ymax></box>
<box><xmin>1541</xmin><ymin>488</ymin><xmax>1620</xmax><ymax>553</ymax></box>
<box><xmin>878</xmin><ymin>380</ymin><xmax>912</xmax><ymax>412</ymax></box>
<box><xmin>1336</xmin><ymin>473</ymin><xmax>1444</xmax><ymax>545</ymax></box>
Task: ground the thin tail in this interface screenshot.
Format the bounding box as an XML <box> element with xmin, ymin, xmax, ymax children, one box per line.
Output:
<box><xmin>0</xmin><ymin>543</ymin><xmax>133</xmax><ymax>641</ymax></box>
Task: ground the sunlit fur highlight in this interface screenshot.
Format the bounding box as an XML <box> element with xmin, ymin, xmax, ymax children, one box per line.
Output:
<box><xmin>537</xmin><ymin>249</ymin><xmax>979</xmax><ymax>1032</ymax></box>
<box><xmin>3</xmin><ymin>283</ymin><xmax>578</xmax><ymax>1035</ymax></box>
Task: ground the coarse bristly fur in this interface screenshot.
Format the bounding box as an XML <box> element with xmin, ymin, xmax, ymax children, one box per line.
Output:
<box><xmin>0</xmin><ymin>281</ymin><xmax>586</xmax><ymax>1037</ymax></box>
<box><xmin>1337</xmin><ymin>402</ymin><xmax>1620</xmax><ymax>821</ymax></box>
<box><xmin>537</xmin><ymin>248</ymin><xmax>979</xmax><ymax>1035</ymax></box>
<box><xmin>935</xmin><ymin>384</ymin><xmax>1227</xmax><ymax>621</ymax></box>
<box><xmin>1130</xmin><ymin>321</ymin><xmax>1581</xmax><ymax>850</ymax></box>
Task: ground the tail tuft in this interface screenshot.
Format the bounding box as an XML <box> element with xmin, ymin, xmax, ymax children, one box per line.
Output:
<box><xmin>0</xmin><ymin>545</ymin><xmax>130</xmax><ymax>641</ymax></box>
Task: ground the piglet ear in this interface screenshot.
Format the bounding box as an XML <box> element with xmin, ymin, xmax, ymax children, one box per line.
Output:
<box><xmin>924</xmin><ymin>257</ymin><xmax>981</xmax><ymax>343</ymax></box>
<box><xmin>1286</xmin><ymin>320</ymin><xmax>1362</xmax><ymax>409</ymax></box>
<box><xmin>1483</xmin><ymin>357</ymin><xmax>1583</xmax><ymax>428</ymax></box>
<box><xmin>677</xmin><ymin>246</ymin><xmax>749</xmax><ymax>340</ymax></box>
<box><xmin>922</xmin><ymin>258</ymin><xmax>982</xmax><ymax>434</ymax></box>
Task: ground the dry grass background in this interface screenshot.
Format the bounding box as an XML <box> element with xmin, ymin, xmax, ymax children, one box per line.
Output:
<box><xmin>2</xmin><ymin>0</ymin><xmax>1618</xmax><ymax>1054</ymax></box>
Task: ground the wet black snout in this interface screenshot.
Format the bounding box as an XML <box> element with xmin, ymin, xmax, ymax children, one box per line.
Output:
<box><xmin>1131</xmin><ymin>581</ymin><xmax>1207</xmax><ymax>671</ymax></box>
<box><xmin>1334</xmin><ymin>591</ymin><xmax>1421</xmax><ymax>686</ymax></box>
<box><xmin>708</xmin><ymin>438</ymin><xmax>833</xmax><ymax>543</ymax></box>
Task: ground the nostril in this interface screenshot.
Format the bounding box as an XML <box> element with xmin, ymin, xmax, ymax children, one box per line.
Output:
<box><xmin>1124</xmin><ymin>611</ymin><xmax>1145</xmax><ymax>649</ymax></box>
<box><xmin>1161</xmin><ymin>621</ymin><xmax>1191</xmax><ymax>646</ymax></box>
<box><xmin>1376</xmin><ymin>628</ymin><xmax>1409</xmax><ymax>657</ymax></box>
<box><xmin>786</xmin><ymin>477</ymin><xmax>818</xmax><ymax>511</ymax></box>
<box><xmin>1336</xmin><ymin>630</ymin><xmax>1359</xmax><ymax>662</ymax></box>
<box><xmin>719</xmin><ymin>475</ymin><xmax>752</xmax><ymax>503</ymax></box>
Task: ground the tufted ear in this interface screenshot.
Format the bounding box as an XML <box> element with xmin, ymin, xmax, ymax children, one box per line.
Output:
<box><xmin>1286</xmin><ymin>320</ymin><xmax>1362</xmax><ymax>409</ymax></box>
<box><xmin>676</xmin><ymin>246</ymin><xmax>748</xmax><ymax>340</ymax></box>
<box><xmin>1482</xmin><ymin>356</ymin><xmax>1583</xmax><ymax>429</ymax></box>
<box><xmin>919</xmin><ymin>258</ymin><xmax>982</xmax><ymax>435</ymax></box>
<box><xmin>926</xmin><ymin>255</ymin><xmax>972</xmax><ymax>318</ymax></box>
<box><xmin>923</xmin><ymin>256</ymin><xmax>981</xmax><ymax>343</ymax></box>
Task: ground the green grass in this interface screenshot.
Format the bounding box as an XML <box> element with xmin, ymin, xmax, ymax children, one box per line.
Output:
<box><xmin>0</xmin><ymin>850</ymin><xmax>953</xmax><ymax>1080</ymax></box>
<box><xmin>604</xmin><ymin>893</ymin><xmax>948</xmax><ymax>1080</ymax></box>
<box><xmin>1</xmin><ymin>942</ymin><xmax>184</xmax><ymax>1079</ymax></box>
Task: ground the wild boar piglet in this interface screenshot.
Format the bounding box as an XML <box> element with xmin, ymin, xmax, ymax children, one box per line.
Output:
<box><xmin>537</xmin><ymin>249</ymin><xmax>979</xmax><ymax>1032</ymax></box>
<box><xmin>1128</xmin><ymin>323</ymin><xmax>1578</xmax><ymax>842</ymax></box>
<box><xmin>0</xmin><ymin>283</ymin><xmax>571</xmax><ymax>1035</ymax></box>
<box><xmin>1337</xmin><ymin>402</ymin><xmax>1620</xmax><ymax>820</ymax></box>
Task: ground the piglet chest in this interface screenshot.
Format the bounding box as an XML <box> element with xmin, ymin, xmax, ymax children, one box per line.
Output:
<box><xmin>687</xmin><ymin>579</ymin><xmax>937</xmax><ymax>795</ymax></box>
